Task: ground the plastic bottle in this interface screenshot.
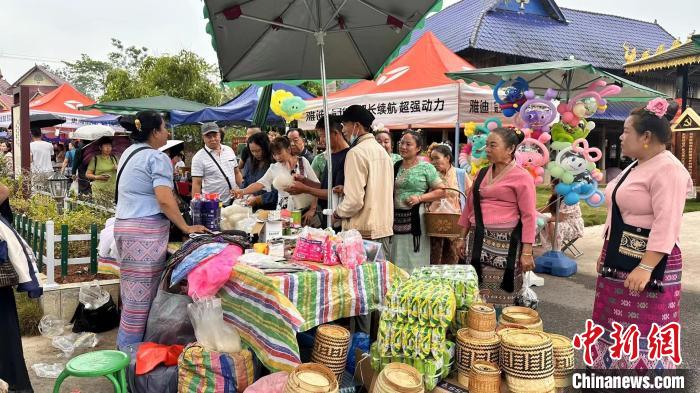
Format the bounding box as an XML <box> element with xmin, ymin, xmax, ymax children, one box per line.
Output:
<box><xmin>202</xmin><ymin>193</ymin><xmax>221</xmax><ymax>231</ymax></box>
<box><xmin>191</xmin><ymin>193</ymin><xmax>202</xmax><ymax>226</ymax></box>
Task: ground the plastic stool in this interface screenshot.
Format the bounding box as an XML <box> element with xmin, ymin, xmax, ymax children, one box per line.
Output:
<box><xmin>53</xmin><ymin>350</ymin><xmax>129</xmax><ymax>393</ymax></box>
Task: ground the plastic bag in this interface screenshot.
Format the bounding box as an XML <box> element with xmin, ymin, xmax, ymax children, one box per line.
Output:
<box><xmin>292</xmin><ymin>228</ymin><xmax>328</xmax><ymax>262</ymax></box>
<box><xmin>433</xmin><ymin>198</ymin><xmax>459</xmax><ymax>214</ymax></box>
<box><xmin>242</xmin><ymin>371</ymin><xmax>288</xmax><ymax>393</ymax></box>
<box><xmin>187</xmin><ymin>297</ymin><xmax>242</xmax><ymax>353</ymax></box>
<box><xmin>187</xmin><ymin>245</ymin><xmax>242</xmax><ymax>298</ymax></box>
<box><xmin>79</xmin><ymin>282</ymin><xmax>110</xmax><ymax>310</ymax></box>
<box><xmin>514</xmin><ymin>273</ymin><xmax>539</xmax><ymax>310</ymax></box>
<box><xmin>38</xmin><ymin>315</ymin><xmax>66</xmax><ymax>338</ymax></box>
<box><xmin>31</xmin><ymin>363</ymin><xmax>64</xmax><ymax>379</ymax></box>
<box><xmin>51</xmin><ymin>332</ymin><xmax>99</xmax><ymax>357</ymax></box>
<box><xmin>338</xmin><ymin>230</ymin><xmax>366</xmax><ymax>269</ymax></box>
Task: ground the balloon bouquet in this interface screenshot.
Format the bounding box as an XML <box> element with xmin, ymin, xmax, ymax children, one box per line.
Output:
<box><xmin>463</xmin><ymin>117</ymin><xmax>501</xmax><ymax>176</ymax></box>
<box><xmin>547</xmin><ymin>139</ymin><xmax>605</xmax><ymax>207</ymax></box>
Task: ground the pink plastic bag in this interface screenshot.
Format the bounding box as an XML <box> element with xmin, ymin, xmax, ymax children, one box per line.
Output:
<box><xmin>322</xmin><ymin>236</ymin><xmax>341</xmax><ymax>266</ymax></box>
<box><xmin>338</xmin><ymin>230</ymin><xmax>366</xmax><ymax>269</ymax></box>
<box><xmin>243</xmin><ymin>371</ymin><xmax>288</xmax><ymax>393</ymax></box>
<box><xmin>187</xmin><ymin>245</ymin><xmax>243</xmax><ymax>298</ymax></box>
<box><xmin>292</xmin><ymin>236</ymin><xmax>325</xmax><ymax>262</ymax></box>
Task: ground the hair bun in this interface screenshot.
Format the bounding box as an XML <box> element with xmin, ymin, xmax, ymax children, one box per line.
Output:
<box><xmin>664</xmin><ymin>100</ymin><xmax>679</xmax><ymax>122</ymax></box>
<box><xmin>119</xmin><ymin>115</ymin><xmax>138</xmax><ymax>132</ymax></box>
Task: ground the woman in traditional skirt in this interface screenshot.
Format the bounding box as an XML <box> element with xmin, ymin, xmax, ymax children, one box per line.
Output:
<box><xmin>428</xmin><ymin>143</ymin><xmax>470</xmax><ymax>264</ymax></box>
<box><xmin>391</xmin><ymin>130</ymin><xmax>445</xmax><ymax>272</ymax></box>
<box><xmin>590</xmin><ymin>99</ymin><xmax>692</xmax><ymax>371</ymax></box>
<box><xmin>455</xmin><ymin>127</ymin><xmax>537</xmax><ymax>312</ymax></box>
<box><xmin>115</xmin><ymin>112</ymin><xmax>207</xmax><ymax>348</ymax></box>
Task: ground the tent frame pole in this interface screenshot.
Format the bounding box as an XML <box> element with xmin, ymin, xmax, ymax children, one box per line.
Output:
<box><xmin>317</xmin><ymin>31</ymin><xmax>334</xmax><ymax>229</ymax></box>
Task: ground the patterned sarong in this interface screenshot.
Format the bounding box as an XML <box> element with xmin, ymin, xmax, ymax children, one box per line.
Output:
<box><xmin>115</xmin><ymin>215</ymin><xmax>170</xmax><ymax>348</ymax></box>
<box><xmin>590</xmin><ymin>242</ymin><xmax>682</xmax><ymax>370</ymax></box>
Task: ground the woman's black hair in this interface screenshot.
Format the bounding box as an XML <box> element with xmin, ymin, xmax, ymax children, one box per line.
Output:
<box><xmin>401</xmin><ymin>129</ymin><xmax>424</xmax><ymax>150</ymax></box>
<box><xmin>375</xmin><ymin>130</ymin><xmax>392</xmax><ymax>139</ymax></box>
<box><xmin>489</xmin><ymin>127</ymin><xmax>525</xmax><ymax>158</ymax></box>
<box><xmin>629</xmin><ymin>100</ymin><xmax>678</xmax><ymax>144</ymax></box>
<box><xmin>270</xmin><ymin>136</ymin><xmax>292</xmax><ymax>154</ymax></box>
<box><xmin>0</xmin><ymin>141</ymin><xmax>11</xmax><ymax>153</ymax></box>
<box><xmin>119</xmin><ymin>111</ymin><xmax>164</xmax><ymax>143</ymax></box>
<box><xmin>431</xmin><ymin>144</ymin><xmax>454</xmax><ymax>164</ymax></box>
<box><xmin>247</xmin><ymin>131</ymin><xmax>273</xmax><ymax>170</ymax></box>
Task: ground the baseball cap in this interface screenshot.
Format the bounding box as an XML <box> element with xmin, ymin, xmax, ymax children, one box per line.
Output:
<box><xmin>201</xmin><ymin>122</ymin><xmax>220</xmax><ymax>135</ymax></box>
<box><xmin>341</xmin><ymin>105</ymin><xmax>375</xmax><ymax>129</ymax></box>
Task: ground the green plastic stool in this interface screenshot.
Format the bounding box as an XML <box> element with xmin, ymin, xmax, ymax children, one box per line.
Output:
<box><xmin>53</xmin><ymin>350</ymin><xmax>130</xmax><ymax>393</ymax></box>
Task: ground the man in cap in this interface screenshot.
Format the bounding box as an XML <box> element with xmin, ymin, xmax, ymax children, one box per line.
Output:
<box><xmin>191</xmin><ymin>122</ymin><xmax>239</xmax><ymax>203</ymax></box>
<box><xmin>333</xmin><ymin>105</ymin><xmax>393</xmax><ymax>257</ymax></box>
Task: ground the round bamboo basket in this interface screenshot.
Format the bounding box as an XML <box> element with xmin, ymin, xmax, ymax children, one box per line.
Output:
<box><xmin>500</xmin><ymin>330</ymin><xmax>554</xmax><ymax>393</ymax></box>
<box><xmin>285</xmin><ymin>363</ymin><xmax>339</xmax><ymax>393</ymax></box>
<box><xmin>468</xmin><ymin>361</ymin><xmax>501</xmax><ymax>393</ymax></box>
<box><xmin>495</xmin><ymin>323</ymin><xmax>527</xmax><ymax>338</ymax></box>
<box><xmin>311</xmin><ymin>325</ymin><xmax>351</xmax><ymax>381</ymax></box>
<box><xmin>467</xmin><ymin>304</ymin><xmax>497</xmax><ymax>333</ymax></box>
<box><xmin>373</xmin><ymin>362</ymin><xmax>424</xmax><ymax>393</ymax></box>
<box><xmin>499</xmin><ymin>306</ymin><xmax>543</xmax><ymax>331</ymax></box>
<box><xmin>547</xmin><ymin>334</ymin><xmax>574</xmax><ymax>388</ymax></box>
<box><xmin>457</xmin><ymin>371</ymin><xmax>470</xmax><ymax>389</ymax></box>
<box><xmin>424</xmin><ymin>187</ymin><xmax>467</xmax><ymax>238</ymax></box>
<box><xmin>466</xmin><ymin>327</ymin><xmax>496</xmax><ymax>339</ymax></box>
<box><xmin>455</xmin><ymin>328</ymin><xmax>500</xmax><ymax>383</ymax></box>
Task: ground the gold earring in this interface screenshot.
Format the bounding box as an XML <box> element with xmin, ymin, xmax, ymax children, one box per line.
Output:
<box><xmin>643</xmin><ymin>144</ymin><xmax>649</xmax><ymax>149</ymax></box>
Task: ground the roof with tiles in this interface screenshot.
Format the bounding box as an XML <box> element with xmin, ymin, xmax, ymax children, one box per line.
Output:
<box><xmin>404</xmin><ymin>0</ymin><xmax>674</xmax><ymax>70</ymax></box>
<box><xmin>0</xmin><ymin>78</ymin><xmax>11</xmax><ymax>95</ymax></box>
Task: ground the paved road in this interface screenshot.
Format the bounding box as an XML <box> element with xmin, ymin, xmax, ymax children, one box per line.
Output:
<box><xmin>23</xmin><ymin>212</ymin><xmax>700</xmax><ymax>392</ymax></box>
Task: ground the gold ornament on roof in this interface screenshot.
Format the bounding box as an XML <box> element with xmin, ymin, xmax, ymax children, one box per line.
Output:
<box><xmin>687</xmin><ymin>31</ymin><xmax>696</xmax><ymax>43</ymax></box>
<box><xmin>623</xmin><ymin>43</ymin><xmax>637</xmax><ymax>63</ymax></box>
<box><xmin>641</xmin><ymin>49</ymin><xmax>651</xmax><ymax>60</ymax></box>
<box><xmin>655</xmin><ymin>44</ymin><xmax>666</xmax><ymax>55</ymax></box>
<box><xmin>671</xmin><ymin>38</ymin><xmax>682</xmax><ymax>49</ymax></box>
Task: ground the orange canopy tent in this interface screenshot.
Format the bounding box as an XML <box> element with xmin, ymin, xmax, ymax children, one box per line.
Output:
<box><xmin>299</xmin><ymin>32</ymin><xmax>495</xmax><ymax>130</ymax></box>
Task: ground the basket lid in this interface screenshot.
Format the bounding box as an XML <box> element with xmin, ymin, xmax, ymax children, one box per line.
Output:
<box><xmin>297</xmin><ymin>371</ymin><xmax>331</xmax><ymax>387</ymax></box>
<box><xmin>317</xmin><ymin>325</ymin><xmax>350</xmax><ymax>340</ymax></box>
<box><xmin>502</xmin><ymin>330</ymin><xmax>551</xmax><ymax>347</ymax></box>
<box><xmin>471</xmin><ymin>361</ymin><xmax>500</xmax><ymax>374</ymax></box>
<box><xmin>458</xmin><ymin>328</ymin><xmax>500</xmax><ymax>345</ymax></box>
<box><xmin>547</xmin><ymin>334</ymin><xmax>573</xmax><ymax>349</ymax></box>
<box><xmin>382</xmin><ymin>363</ymin><xmax>423</xmax><ymax>389</ymax></box>
<box><xmin>469</xmin><ymin>303</ymin><xmax>495</xmax><ymax>314</ymax></box>
<box><xmin>501</xmin><ymin>306</ymin><xmax>540</xmax><ymax>322</ymax></box>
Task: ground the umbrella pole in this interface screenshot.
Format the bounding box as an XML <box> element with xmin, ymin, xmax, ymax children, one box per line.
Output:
<box><xmin>454</xmin><ymin>122</ymin><xmax>460</xmax><ymax>167</ymax></box>
<box><xmin>551</xmin><ymin>70</ymin><xmax>574</xmax><ymax>252</ymax></box>
<box><xmin>317</xmin><ymin>32</ymin><xmax>333</xmax><ymax>229</ymax></box>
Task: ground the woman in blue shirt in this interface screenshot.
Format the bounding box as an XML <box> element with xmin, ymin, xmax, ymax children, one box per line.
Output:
<box><xmin>115</xmin><ymin>111</ymin><xmax>206</xmax><ymax>348</ymax></box>
<box><xmin>240</xmin><ymin>132</ymin><xmax>278</xmax><ymax>210</ymax></box>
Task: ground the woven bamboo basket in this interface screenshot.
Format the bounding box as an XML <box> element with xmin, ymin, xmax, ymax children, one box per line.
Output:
<box><xmin>468</xmin><ymin>361</ymin><xmax>501</xmax><ymax>393</ymax></box>
<box><xmin>500</xmin><ymin>330</ymin><xmax>554</xmax><ymax>393</ymax></box>
<box><xmin>499</xmin><ymin>306</ymin><xmax>543</xmax><ymax>331</ymax></box>
<box><xmin>495</xmin><ymin>323</ymin><xmax>527</xmax><ymax>338</ymax></box>
<box><xmin>373</xmin><ymin>362</ymin><xmax>424</xmax><ymax>393</ymax></box>
<box><xmin>285</xmin><ymin>363</ymin><xmax>339</xmax><ymax>393</ymax></box>
<box><xmin>467</xmin><ymin>303</ymin><xmax>497</xmax><ymax>333</ymax></box>
<box><xmin>547</xmin><ymin>334</ymin><xmax>574</xmax><ymax>388</ymax></box>
<box><xmin>455</xmin><ymin>328</ymin><xmax>500</xmax><ymax>386</ymax></box>
<box><xmin>425</xmin><ymin>187</ymin><xmax>467</xmax><ymax>238</ymax></box>
<box><xmin>311</xmin><ymin>325</ymin><xmax>351</xmax><ymax>381</ymax></box>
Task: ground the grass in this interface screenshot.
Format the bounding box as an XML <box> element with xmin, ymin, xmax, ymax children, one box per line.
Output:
<box><xmin>536</xmin><ymin>186</ymin><xmax>700</xmax><ymax>227</ymax></box>
<box><xmin>15</xmin><ymin>292</ymin><xmax>42</xmax><ymax>336</ymax></box>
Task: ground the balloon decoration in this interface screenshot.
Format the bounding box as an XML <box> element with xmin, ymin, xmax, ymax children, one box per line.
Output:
<box><xmin>519</xmin><ymin>88</ymin><xmax>558</xmax><ymax>143</ymax></box>
<box><xmin>515</xmin><ymin>137</ymin><xmax>549</xmax><ymax>185</ymax></box>
<box><xmin>493</xmin><ymin>77</ymin><xmax>529</xmax><ymax>117</ymax></box>
<box><xmin>458</xmin><ymin>143</ymin><xmax>472</xmax><ymax>169</ymax></box>
<box><xmin>549</xmin><ymin>120</ymin><xmax>595</xmax><ymax>151</ymax></box>
<box><xmin>464</xmin><ymin>117</ymin><xmax>501</xmax><ymax>176</ymax></box>
<box><xmin>547</xmin><ymin>138</ymin><xmax>605</xmax><ymax>207</ymax></box>
<box><xmin>270</xmin><ymin>89</ymin><xmax>307</xmax><ymax>122</ymax></box>
<box><xmin>556</xmin><ymin>81</ymin><xmax>621</xmax><ymax>127</ymax></box>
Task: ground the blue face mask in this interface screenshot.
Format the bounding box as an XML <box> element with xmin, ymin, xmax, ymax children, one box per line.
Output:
<box><xmin>349</xmin><ymin>125</ymin><xmax>359</xmax><ymax>145</ymax></box>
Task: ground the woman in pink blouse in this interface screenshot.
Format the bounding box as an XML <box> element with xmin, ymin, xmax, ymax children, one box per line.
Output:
<box><xmin>590</xmin><ymin>99</ymin><xmax>692</xmax><ymax>371</ymax></box>
<box><xmin>455</xmin><ymin>127</ymin><xmax>537</xmax><ymax>310</ymax></box>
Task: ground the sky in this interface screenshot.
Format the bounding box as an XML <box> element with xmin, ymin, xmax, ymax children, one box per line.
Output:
<box><xmin>1</xmin><ymin>0</ymin><xmax>697</xmax><ymax>83</ymax></box>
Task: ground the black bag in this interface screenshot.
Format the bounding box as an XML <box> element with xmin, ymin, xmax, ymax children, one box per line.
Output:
<box><xmin>71</xmin><ymin>294</ymin><xmax>120</xmax><ymax>333</ymax></box>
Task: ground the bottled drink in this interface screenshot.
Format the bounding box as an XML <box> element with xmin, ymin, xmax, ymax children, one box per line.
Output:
<box><xmin>201</xmin><ymin>193</ymin><xmax>221</xmax><ymax>231</ymax></box>
<box><xmin>190</xmin><ymin>193</ymin><xmax>202</xmax><ymax>226</ymax></box>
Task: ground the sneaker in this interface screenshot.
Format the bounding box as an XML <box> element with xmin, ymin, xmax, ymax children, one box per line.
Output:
<box><xmin>526</xmin><ymin>271</ymin><xmax>544</xmax><ymax>287</ymax></box>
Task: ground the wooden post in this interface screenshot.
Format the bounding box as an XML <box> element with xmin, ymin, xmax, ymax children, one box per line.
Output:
<box><xmin>38</xmin><ymin>223</ymin><xmax>45</xmax><ymax>271</ymax></box>
<box><xmin>32</xmin><ymin>220</ymin><xmax>38</xmax><ymax>255</ymax></box>
<box><xmin>45</xmin><ymin>221</ymin><xmax>56</xmax><ymax>287</ymax></box>
<box><xmin>60</xmin><ymin>224</ymin><xmax>69</xmax><ymax>278</ymax></box>
<box><xmin>90</xmin><ymin>224</ymin><xmax>98</xmax><ymax>274</ymax></box>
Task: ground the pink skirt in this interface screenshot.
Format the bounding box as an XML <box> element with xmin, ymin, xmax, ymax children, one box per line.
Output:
<box><xmin>589</xmin><ymin>242</ymin><xmax>682</xmax><ymax>370</ymax></box>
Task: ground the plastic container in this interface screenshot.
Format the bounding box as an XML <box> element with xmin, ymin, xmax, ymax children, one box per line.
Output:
<box><xmin>201</xmin><ymin>193</ymin><xmax>221</xmax><ymax>231</ymax></box>
<box><xmin>190</xmin><ymin>193</ymin><xmax>203</xmax><ymax>226</ymax></box>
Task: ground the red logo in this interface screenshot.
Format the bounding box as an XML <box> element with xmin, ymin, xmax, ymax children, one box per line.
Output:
<box><xmin>609</xmin><ymin>322</ymin><xmax>640</xmax><ymax>361</ymax></box>
<box><xmin>648</xmin><ymin>322</ymin><xmax>682</xmax><ymax>365</ymax></box>
<box><xmin>572</xmin><ymin>319</ymin><xmax>604</xmax><ymax>367</ymax></box>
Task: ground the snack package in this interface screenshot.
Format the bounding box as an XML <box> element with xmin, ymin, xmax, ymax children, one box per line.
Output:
<box><xmin>291</xmin><ymin>228</ymin><xmax>328</xmax><ymax>262</ymax></box>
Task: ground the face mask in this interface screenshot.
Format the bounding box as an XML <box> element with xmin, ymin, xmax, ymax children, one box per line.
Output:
<box><xmin>349</xmin><ymin>125</ymin><xmax>360</xmax><ymax>145</ymax></box>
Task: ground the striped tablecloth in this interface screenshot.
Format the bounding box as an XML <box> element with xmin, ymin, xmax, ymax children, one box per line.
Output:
<box><xmin>218</xmin><ymin>261</ymin><xmax>406</xmax><ymax>373</ymax></box>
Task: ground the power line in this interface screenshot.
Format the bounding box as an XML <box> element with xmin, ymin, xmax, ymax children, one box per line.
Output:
<box><xmin>0</xmin><ymin>52</ymin><xmax>64</xmax><ymax>63</ymax></box>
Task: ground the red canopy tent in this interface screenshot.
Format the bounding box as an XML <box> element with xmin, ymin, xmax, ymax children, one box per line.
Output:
<box><xmin>299</xmin><ymin>32</ymin><xmax>495</xmax><ymax>130</ymax></box>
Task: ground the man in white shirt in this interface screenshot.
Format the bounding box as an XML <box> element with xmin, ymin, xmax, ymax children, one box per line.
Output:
<box><xmin>191</xmin><ymin>122</ymin><xmax>239</xmax><ymax>203</ymax></box>
<box><xmin>30</xmin><ymin>128</ymin><xmax>54</xmax><ymax>174</ymax></box>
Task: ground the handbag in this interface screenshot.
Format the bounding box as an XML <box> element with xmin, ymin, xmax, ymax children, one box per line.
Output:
<box><xmin>602</xmin><ymin>162</ymin><xmax>666</xmax><ymax>292</ymax></box>
<box><xmin>0</xmin><ymin>240</ymin><xmax>19</xmax><ymax>288</ymax></box>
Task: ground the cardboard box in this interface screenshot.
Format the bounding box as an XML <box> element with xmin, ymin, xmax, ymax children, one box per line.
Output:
<box><xmin>251</xmin><ymin>210</ymin><xmax>284</xmax><ymax>242</ymax></box>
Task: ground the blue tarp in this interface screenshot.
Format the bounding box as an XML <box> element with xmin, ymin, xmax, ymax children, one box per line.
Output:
<box><xmin>83</xmin><ymin>114</ymin><xmax>121</xmax><ymax>125</ymax></box>
<box><xmin>170</xmin><ymin>83</ymin><xmax>314</xmax><ymax>126</ymax></box>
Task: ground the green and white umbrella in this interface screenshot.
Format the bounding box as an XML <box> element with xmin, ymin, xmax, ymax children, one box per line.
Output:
<box><xmin>447</xmin><ymin>58</ymin><xmax>667</xmax><ymax>101</ymax></box>
<box><xmin>203</xmin><ymin>0</ymin><xmax>443</xmax><ymax>227</ymax></box>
